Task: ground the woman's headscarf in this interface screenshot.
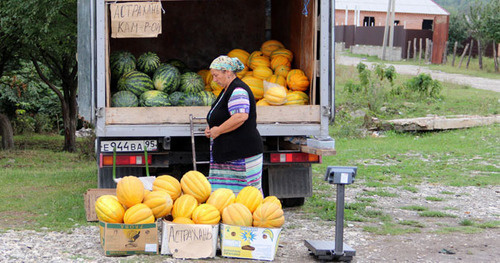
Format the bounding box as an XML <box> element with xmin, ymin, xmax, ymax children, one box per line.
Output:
<box><xmin>209</xmin><ymin>55</ymin><xmax>245</xmax><ymax>72</ymax></box>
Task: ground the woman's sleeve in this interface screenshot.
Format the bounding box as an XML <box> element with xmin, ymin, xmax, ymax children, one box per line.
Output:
<box><xmin>227</xmin><ymin>87</ymin><xmax>250</xmax><ymax>115</ymax></box>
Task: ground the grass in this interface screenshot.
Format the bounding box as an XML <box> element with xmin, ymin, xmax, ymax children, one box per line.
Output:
<box><xmin>425</xmin><ymin>196</ymin><xmax>445</xmax><ymax>201</ymax></box>
<box><xmin>0</xmin><ymin>135</ymin><xmax>96</xmax><ymax>231</ymax></box>
<box><xmin>400</xmin><ymin>206</ymin><xmax>428</xmax><ymax>212</ymax></box>
<box><xmin>419</xmin><ymin>211</ymin><xmax>457</xmax><ymax>218</ymax></box>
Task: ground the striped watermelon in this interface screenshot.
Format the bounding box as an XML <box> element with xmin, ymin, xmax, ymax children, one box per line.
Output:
<box><xmin>137</xmin><ymin>52</ymin><xmax>161</xmax><ymax>77</ymax></box>
<box><xmin>180</xmin><ymin>72</ymin><xmax>204</xmax><ymax>93</ymax></box>
<box><xmin>167</xmin><ymin>58</ymin><xmax>189</xmax><ymax>74</ymax></box>
<box><xmin>111</xmin><ymin>90</ymin><xmax>139</xmax><ymax>107</ymax></box>
<box><xmin>140</xmin><ymin>90</ymin><xmax>171</xmax><ymax>107</ymax></box>
<box><xmin>153</xmin><ymin>64</ymin><xmax>180</xmax><ymax>93</ymax></box>
<box><xmin>198</xmin><ymin>91</ymin><xmax>216</xmax><ymax>106</ymax></box>
<box><xmin>117</xmin><ymin>70</ymin><xmax>154</xmax><ymax>96</ymax></box>
<box><xmin>169</xmin><ymin>91</ymin><xmax>186</xmax><ymax>106</ymax></box>
<box><xmin>183</xmin><ymin>92</ymin><xmax>202</xmax><ymax>106</ymax></box>
<box><xmin>110</xmin><ymin>51</ymin><xmax>136</xmax><ymax>81</ymax></box>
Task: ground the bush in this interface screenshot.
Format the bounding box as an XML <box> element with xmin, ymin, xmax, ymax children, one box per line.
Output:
<box><xmin>394</xmin><ymin>73</ymin><xmax>442</xmax><ymax>99</ymax></box>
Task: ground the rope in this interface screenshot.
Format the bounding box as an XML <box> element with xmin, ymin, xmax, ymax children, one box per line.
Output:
<box><xmin>302</xmin><ymin>0</ymin><xmax>310</xmax><ymax>17</ymax></box>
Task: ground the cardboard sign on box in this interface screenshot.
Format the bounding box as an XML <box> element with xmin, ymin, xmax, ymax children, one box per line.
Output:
<box><xmin>99</xmin><ymin>221</ymin><xmax>159</xmax><ymax>256</ymax></box>
<box><xmin>220</xmin><ymin>224</ymin><xmax>282</xmax><ymax>261</ymax></box>
<box><xmin>161</xmin><ymin>220</ymin><xmax>219</xmax><ymax>259</ymax></box>
<box><xmin>83</xmin><ymin>188</ymin><xmax>116</xmax><ymax>221</ymax></box>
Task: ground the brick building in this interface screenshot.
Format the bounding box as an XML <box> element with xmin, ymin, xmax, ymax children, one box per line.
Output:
<box><xmin>335</xmin><ymin>0</ymin><xmax>450</xmax><ymax>63</ymax></box>
<box><xmin>335</xmin><ymin>0</ymin><xmax>449</xmax><ymax>30</ymax></box>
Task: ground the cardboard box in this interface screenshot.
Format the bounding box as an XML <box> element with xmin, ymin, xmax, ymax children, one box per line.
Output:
<box><xmin>220</xmin><ymin>224</ymin><xmax>282</xmax><ymax>261</ymax></box>
<box><xmin>160</xmin><ymin>220</ymin><xmax>219</xmax><ymax>259</ymax></box>
<box><xmin>99</xmin><ymin>221</ymin><xmax>159</xmax><ymax>256</ymax></box>
<box><xmin>84</xmin><ymin>188</ymin><xmax>116</xmax><ymax>221</ymax></box>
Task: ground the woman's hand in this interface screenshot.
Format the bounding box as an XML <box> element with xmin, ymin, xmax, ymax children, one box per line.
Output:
<box><xmin>204</xmin><ymin>126</ymin><xmax>211</xmax><ymax>138</ymax></box>
<box><xmin>209</xmin><ymin>126</ymin><xmax>222</xmax><ymax>139</ymax></box>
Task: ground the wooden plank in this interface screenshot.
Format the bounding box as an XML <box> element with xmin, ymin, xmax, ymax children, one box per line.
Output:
<box><xmin>301</xmin><ymin>145</ymin><xmax>337</xmax><ymax>156</ymax></box>
<box><xmin>105</xmin><ymin>105</ymin><xmax>321</xmax><ymax>125</ymax></box>
<box><xmin>370</xmin><ymin>115</ymin><xmax>500</xmax><ymax>131</ymax></box>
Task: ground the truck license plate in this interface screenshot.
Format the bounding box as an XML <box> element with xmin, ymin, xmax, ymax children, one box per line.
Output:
<box><xmin>100</xmin><ymin>140</ymin><xmax>158</xmax><ymax>152</ymax></box>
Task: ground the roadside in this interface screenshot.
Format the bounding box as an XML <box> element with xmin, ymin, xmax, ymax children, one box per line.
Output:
<box><xmin>336</xmin><ymin>54</ymin><xmax>500</xmax><ymax>93</ymax></box>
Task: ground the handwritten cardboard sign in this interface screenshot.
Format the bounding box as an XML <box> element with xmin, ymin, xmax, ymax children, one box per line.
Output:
<box><xmin>161</xmin><ymin>221</ymin><xmax>218</xmax><ymax>259</ymax></box>
<box><xmin>110</xmin><ymin>2</ymin><xmax>162</xmax><ymax>38</ymax></box>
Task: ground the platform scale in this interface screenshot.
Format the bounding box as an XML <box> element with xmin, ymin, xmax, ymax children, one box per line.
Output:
<box><xmin>305</xmin><ymin>166</ymin><xmax>357</xmax><ymax>262</ymax></box>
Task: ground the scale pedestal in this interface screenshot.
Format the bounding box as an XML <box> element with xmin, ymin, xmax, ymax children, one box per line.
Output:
<box><xmin>305</xmin><ymin>166</ymin><xmax>357</xmax><ymax>262</ymax></box>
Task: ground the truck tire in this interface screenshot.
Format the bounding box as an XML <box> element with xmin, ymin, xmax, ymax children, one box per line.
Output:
<box><xmin>281</xmin><ymin>197</ymin><xmax>305</xmax><ymax>207</ymax></box>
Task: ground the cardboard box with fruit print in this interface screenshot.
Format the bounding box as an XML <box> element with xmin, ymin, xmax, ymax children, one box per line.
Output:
<box><xmin>220</xmin><ymin>224</ymin><xmax>282</xmax><ymax>261</ymax></box>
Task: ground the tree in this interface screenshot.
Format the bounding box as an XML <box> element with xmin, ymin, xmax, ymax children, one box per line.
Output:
<box><xmin>0</xmin><ymin>0</ymin><xmax>78</xmax><ymax>152</ymax></box>
<box><xmin>482</xmin><ymin>0</ymin><xmax>500</xmax><ymax>72</ymax></box>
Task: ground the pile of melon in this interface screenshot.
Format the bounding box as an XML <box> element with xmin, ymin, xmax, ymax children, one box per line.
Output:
<box><xmin>199</xmin><ymin>39</ymin><xmax>310</xmax><ymax>106</ymax></box>
<box><xmin>95</xmin><ymin>171</ymin><xmax>284</xmax><ymax>228</ymax></box>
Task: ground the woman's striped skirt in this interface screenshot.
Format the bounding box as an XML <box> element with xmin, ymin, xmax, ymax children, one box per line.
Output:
<box><xmin>208</xmin><ymin>153</ymin><xmax>263</xmax><ymax>195</ymax></box>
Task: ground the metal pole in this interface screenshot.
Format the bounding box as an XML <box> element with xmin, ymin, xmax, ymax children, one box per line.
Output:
<box><xmin>335</xmin><ymin>184</ymin><xmax>345</xmax><ymax>256</ymax></box>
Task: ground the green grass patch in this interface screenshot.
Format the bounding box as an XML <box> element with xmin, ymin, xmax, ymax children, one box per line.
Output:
<box><xmin>361</xmin><ymin>190</ymin><xmax>398</xmax><ymax>197</ymax></box>
<box><xmin>475</xmin><ymin>220</ymin><xmax>500</xmax><ymax>229</ymax></box>
<box><xmin>398</xmin><ymin>220</ymin><xmax>425</xmax><ymax>228</ymax></box>
<box><xmin>400</xmin><ymin>205</ymin><xmax>428</xmax><ymax>211</ymax></box>
<box><xmin>419</xmin><ymin>211</ymin><xmax>457</xmax><ymax>218</ymax></box>
<box><xmin>440</xmin><ymin>191</ymin><xmax>455</xmax><ymax>195</ymax></box>
<box><xmin>402</xmin><ymin>186</ymin><xmax>419</xmax><ymax>193</ymax></box>
<box><xmin>320</xmin><ymin>125</ymin><xmax>500</xmax><ymax>187</ymax></box>
<box><xmin>434</xmin><ymin>226</ymin><xmax>484</xmax><ymax>234</ymax></box>
<box><xmin>425</xmin><ymin>196</ymin><xmax>445</xmax><ymax>201</ymax></box>
<box><xmin>363</xmin><ymin>223</ymin><xmax>422</xmax><ymax>235</ymax></box>
<box><xmin>0</xmin><ymin>135</ymin><xmax>97</xmax><ymax>231</ymax></box>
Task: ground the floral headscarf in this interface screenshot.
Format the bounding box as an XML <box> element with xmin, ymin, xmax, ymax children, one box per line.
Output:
<box><xmin>209</xmin><ymin>55</ymin><xmax>245</xmax><ymax>72</ymax></box>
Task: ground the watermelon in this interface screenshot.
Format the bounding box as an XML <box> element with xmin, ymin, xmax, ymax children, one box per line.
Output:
<box><xmin>137</xmin><ymin>52</ymin><xmax>161</xmax><ymax>77</ymax></box>
<box><xmin>111</xmin><ymin>90</ymin><xmax>139</xmax><ymax>107</ymax></box>
<box><xmin>110</xmin><ymin>51</ymin><xmax>136</xmax><ymax>81</ymax></box>
<box><xmin>169</xmin><ymin>91</ymin><xmax>186</xmax><ymax>106</ymax></box>
<box><xmin>140</xmin><ymin>90</ymin><xmax>171</xmax><ymax>107</ymax></box>
<box><xmin>167</xmin><ymin>58</ymin><xmax>189</xmax><ymax>74</ymax></box>
<box><xmin>153</xmin><ymin>64</ymin><xmax>181</xmax><ymax>93</ymax></box>
<box><xmin>198</xmin><ymin>91</ymin><xmax>216</xmax><ymax>106</ymax></box>
<box><xmin>183</xmin><ymin>92</ymin><xmax>202</xmax><ymax>106</ymax></box>
<box><xmin>117</xmin><ymin>70</ymin><xmax>154</xmax><ymax>96</ymax></box>
<box><xmin>180</xmin><ymin>72</ymin><xmax>204</xmax><ymax>93</ymax></box>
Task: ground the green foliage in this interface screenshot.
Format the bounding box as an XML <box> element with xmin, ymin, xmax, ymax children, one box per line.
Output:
<box><xmin>394</xmin><ymin>73</ymin><xmax>442</xmax><ymax>99</ymax></box>
<box><xmin>0</xmin><ymin>63</ymin><xmax>61</xmax><ymax>134</ymax></box>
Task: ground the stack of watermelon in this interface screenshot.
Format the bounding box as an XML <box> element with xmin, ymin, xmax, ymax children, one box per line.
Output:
<box><xmin>110</xmin><ymin>50</ymin><xmax>217</xmax><ymax>108</ymax></box>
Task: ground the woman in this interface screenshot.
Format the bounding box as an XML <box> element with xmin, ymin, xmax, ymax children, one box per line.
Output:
<box><xmin>205</xmin><ymin>55</ymin><xmax>264</xmax><ymax>194</ymax></box>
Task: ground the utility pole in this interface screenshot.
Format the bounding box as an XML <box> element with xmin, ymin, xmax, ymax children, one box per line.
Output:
<box><xmin>382</xmin><ymin>0</ymin><xmax>393</xmax><ymax>60</ymax></box>
<box><xmin>389</xmin><ymin>0</ymin><xmax>396</xmax><ymax>49</ymax></box>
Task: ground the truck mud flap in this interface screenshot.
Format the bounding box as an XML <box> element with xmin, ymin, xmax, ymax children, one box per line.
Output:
<box><xmin>267</xmin><ymin>164</ymin><xmax>312</xmax><ymax>199</ymax></box>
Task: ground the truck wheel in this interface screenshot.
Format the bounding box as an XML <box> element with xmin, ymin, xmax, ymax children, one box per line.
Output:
<box><xmin>281</xmin><ymin>197</ymin><xmax>305</xmax><ymax>207</ymax></box>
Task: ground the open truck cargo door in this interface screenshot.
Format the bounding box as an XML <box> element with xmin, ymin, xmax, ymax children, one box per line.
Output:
<box><xmin>77</xmin><ymin>0</ymin><xmax>96</xmax><ymax>125</ymax></box>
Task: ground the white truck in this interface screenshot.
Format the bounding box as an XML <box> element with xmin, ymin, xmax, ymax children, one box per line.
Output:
<box><xmin>77</xmin><ymin>0</ymin><xmax>336</xmax><ymax>206</ymax></box>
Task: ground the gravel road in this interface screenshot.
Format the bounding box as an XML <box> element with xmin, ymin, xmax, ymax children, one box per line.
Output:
<box><xmin>336</xmin><ymin>54</ymin><xmax>500</xmax><ymax>93</ymax></box>
<box><xmin>1</xmin><ymin>184</ymin><xmax>498</xmax><ymax>262</ymax></box>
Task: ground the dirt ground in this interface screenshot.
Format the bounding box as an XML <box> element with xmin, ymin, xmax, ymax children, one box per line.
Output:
<box><xmin>335</xmin><ymin>54</ymin><xmax>500</xmax><ymax>93</ymax></box>
<box><xmin>276</xmin><ymin>183</ymin><xmax>500</xmax><ymax>263</ymax></box>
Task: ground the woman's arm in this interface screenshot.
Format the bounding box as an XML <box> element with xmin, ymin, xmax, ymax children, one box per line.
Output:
<box><xmin>209</xmin><ymin>112</ymin><xmax>248</xmax><ymax>139</ymax></box>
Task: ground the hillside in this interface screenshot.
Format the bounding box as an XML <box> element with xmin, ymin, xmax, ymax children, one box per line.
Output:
<box><xmin>434</xmin><ymin>0</ymin><xmax>492</xmax><ymax>14</ymax></box>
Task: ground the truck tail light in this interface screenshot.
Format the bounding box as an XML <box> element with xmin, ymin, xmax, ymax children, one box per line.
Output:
<box><xmin>269</xmin><ymin>153</ymin><xmax>321</xmax><ymax>163</ymax></box>
<box><xmin>100</xmin><ymin>154</ymin><xmax>152</xmax><ymax>167</ymax></box>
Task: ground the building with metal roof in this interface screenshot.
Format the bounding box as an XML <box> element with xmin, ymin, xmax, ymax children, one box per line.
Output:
<box><xmin>335</xmin><ymin>0</ymin><xmax>449</xmax><ymax>30</ymax></box>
